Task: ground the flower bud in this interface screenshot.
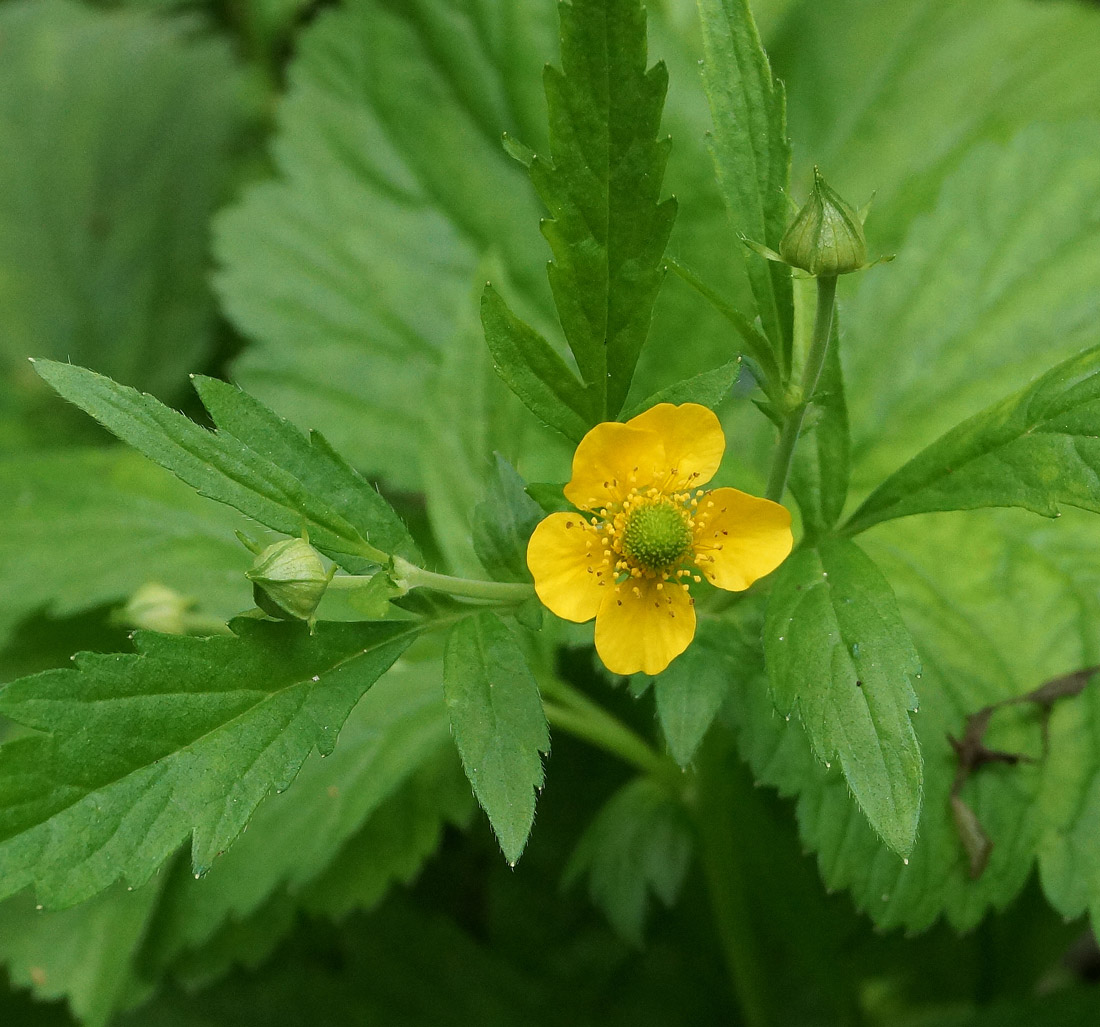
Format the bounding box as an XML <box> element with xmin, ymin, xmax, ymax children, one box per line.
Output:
<box><xmin>247</xmin><ymin>537</ymin><xmax>333</xmax><ymax>621</ymax></box>
<box><xmin>780</xmin><ymin>167</ymin><xmax>867</xmax><ymax>277</ymax></box>
<box><xmin>118</xmin><ymin>583</ymin><xmax>194</xmax><ymax>635</ymax></box>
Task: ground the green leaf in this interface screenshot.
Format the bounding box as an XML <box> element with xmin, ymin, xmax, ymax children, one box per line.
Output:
<box><xmin>480</xmin><ymin>285</ymin><xmax>594</xmax><ymax>442</ymax></box>
<box><xmin>653</xmin><ymin>623</ymin><xmax>734</xmax><ymax>768</ymax></box>
<box><xmin>472</xmin><ymin>456</ymin><xmax>544</xmax><ymax>584</ymax></box>
<box><xmin>0</xmin><ymin>0</ymin><xmax>245</xmax><ymax>404</ymax></box>
<box><xmin>304</xmin><ymin>746</ymin><xmax>474</xmax><ymax>921</ymax></box>
<box><xmin>0</xmin><ymin>450</ymin><xmax>252</xmax><ymax>654</ymax></box>
<box><xmin>443</xmin><ymin>612</ymin><xmax>549</xmax><ymax>864</ymax></box>
<box><xmin>563</xmin><ymin>778</ymin><xmax>693</xmax><ymax>944</ymax></box>
<box><xmin>0</xmin><ymin>879</ymin><xmax>163</xmax><ymax>1027</ymax></box>
<box><xmin>764</xmin><ymin>538</ymin><xmax>923</xmax><ymax>855</ymax></box>
<box><xmin>789</xmin><ymin>280</ymin><xmax>849</xmax><ymax>536</ymax></box>
<box><xmin>696</xmin><ymin>0</ymin><xmax>793</xmax><ymax>366</ymax></box>
<box><xmin>32</xmin><ymin>361</ymin><xmax>415</xmax><ymax>571</ymax></box>
<box><xmin>138</xmin><ymin>658</ymin><xmax>459</xmax><ymax>976</ymax></box>
<box><xmin>508</xmin><ymin>0</ymin><xmax>678</xmax><ymax>417</ymax></box>
<box><xmin>0</xmin><ymin>619</ymin><xmax>419</xmax><ymax>907</ymax></box>
<box><xmin>774</xmin><ymin>0</ymin><xmax>1100</xmax><ymax>252</ymax></box>
<box><xmin>846</xmin><ymin>345</ymin><xmax>1100</xmax><ymax>535</ymax></box>
<box><xmin>843</xmin><ymin>124</ymin><xmax>1100</xmax><ymax>490</ymax></box>
<box><xmin>621</xmin><ymin>359</ymin><xmax>742</xmax><ymax>419</ymax></box>
<box><xmin>727</xmin><ymin>509</ymin><xmax>1100</xmax><ymax>932</ymax></box>
<box><xmin>213</xmin><ymin>0</ymin><xmax>556</xmax><ymax>490</ymax></box>
<box><xmin>191</xmin><ymin>375</ymin><xmax>419</xmax><ymax>564</ymax></box>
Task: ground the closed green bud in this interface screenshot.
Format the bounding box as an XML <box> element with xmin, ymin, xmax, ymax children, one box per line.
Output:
<box><xmin>119</xmin><ymin>583</ymin><xmax>193</xmax><ymax>635</ymax></box>
<box><xmin>247</xmin><ymin>537</ymin><xmax>334</xmax><ymax>621</ymax></box>
<box><xmin>780</xmin><ymin>167</ymin><xmax>868</xmax><ymax>277</ymax></box>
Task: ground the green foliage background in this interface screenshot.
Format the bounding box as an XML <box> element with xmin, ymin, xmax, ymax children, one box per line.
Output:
<box><xmin>3</xmin><ymin>0</ymin><xmax>1100</xmax><ymax>1024</ymax></box>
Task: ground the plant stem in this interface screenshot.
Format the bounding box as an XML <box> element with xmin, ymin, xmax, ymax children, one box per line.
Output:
<box><xmin>331</xmin><ymin>557</ymin><xmax>536</xmax><ymax>603</ymax></box>
<box><xmin>693</xmin><ymin>736</ymin><xmax>771</xmax><ymax>1027</ymax></box>
<box><xmin>764</xmin><ymin>274</ymin><xmax>838</xmax><ymax>503</ymax></box>
<box><xmin>540</xmin><ymin>676</ymin><xmax>681</xmax><ymax>788</ymax></box>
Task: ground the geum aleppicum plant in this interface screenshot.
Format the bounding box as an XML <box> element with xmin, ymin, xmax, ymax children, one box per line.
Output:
<box><xmin>527</xmin><ymin>402</ymin><xmax>792</xmax><ymax>675</ymax></box>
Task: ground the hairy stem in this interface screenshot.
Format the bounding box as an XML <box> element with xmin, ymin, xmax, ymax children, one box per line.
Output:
<box><xmin>331</xmin><ymin>556</ymin><xmax>537</xmax><ymax>603</ymax></box>
<box><xmin>765</xmin><ymin>274</ymin><xmax>838</xmax><ymax>503</ymax></box>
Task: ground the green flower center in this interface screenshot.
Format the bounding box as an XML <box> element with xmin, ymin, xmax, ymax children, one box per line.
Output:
<box><xmin>620</xmin><ymin>501</ymin><xmax>693</xmax><ymax>571</ymax></box>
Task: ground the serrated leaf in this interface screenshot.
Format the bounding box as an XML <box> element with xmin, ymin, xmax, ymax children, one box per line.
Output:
<box><xmin>727</xmin><ymin>509</ymin><xmax>1100</xmax><ymax>933</ymax></box>
<box><xmin>472</xmin><ymin>456</ymin><xmax>544</xmax><ymax>584</ymax></box>
<box><xmin>564</xmin><ymin>777</ymin><xmax>693</xmax><ymax>944</ymax></box>
<box><xmin>0</xmin><ymin>450</ymin><xmax>252</xmax><ymax>654</ymax></box>
<box><xmin>846</xmin><ymin>345</ymin><xmax>1100</xmax><ymax>534</ymax></box>
<box><xmin>138</xmin><ymin>659</ymin><xmax>456</xmax><ymax>973</ymax></box>
<box><xmin>508</xmin><ymin>0</ymin><xmax>678</xmax><ymax>418</ymax></box>
<box><xmin>764</xmin><ymin>538</ymin><xmax>923</xmax><ymax>855</ymax></box>
<box><xmin>0</xmin><ymin>879</ymin><xmax>163</xmax><ymax>1027</ymax></box>
<box><xmin>32</xmin><ymin>361</ymin><xmax>411</xmax><ymax>571</ymax></box>
<box><xmin>621</xmin><ymin>359</ymin><xmax>742</xmax><ymax>420</ymax></box>
<box><xmin>0</xmin><ymin>619</ymin><xmax>419</xmax><ymax>908</ymax></box>
<box><xmin>192</xmin><ymin>376</ymin><xmax>419</xmax><ymax>563</ymax></box>
<box><xmin>653</xmin><ymin>624</ymin><xmax>734</xmax><ymax>768</ymax></box>
<box><xmin>443</xmin><ymin>612</ymin><xmax>549</xmax><ymax>864</ymax></box>
<box><xmin>480</xmin><ymin>285</ymin><xmax>595</xmax><ymax>442</ymax></box>
<box><xmin>0</xmin><ymin>0</ymin><xmax>244</xmax><ymax>406</ymax></box>
<box><xmin>696</xmin><ymin>0</ymin><xmax>793</xmax><ymax>367</ymax></box>
<box><xmin>213</xmin><ymin>0</ymin><xmax>556</xmax><ymax>490</ymax></box>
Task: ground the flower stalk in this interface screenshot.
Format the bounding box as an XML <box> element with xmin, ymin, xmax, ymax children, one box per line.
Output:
<box><xmin>331</xmin><ymin>555</ymin><xmax>535</xmax><ymax>604</ymax></box>
<box><xmin>764</xmin><ymin>274</ymin><xmax>838</xmax><ymax>503</ymax></box>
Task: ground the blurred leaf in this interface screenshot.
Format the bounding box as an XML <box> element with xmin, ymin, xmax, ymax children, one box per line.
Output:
<box><xmin>764</xmin><ymin>538</ymin><xmax>923</xmax><ymax>855</ymax></box>
<box><xmin>0</xmin><ymin>0</ymin><xmax>245</xmax><ymax>416</ymax></box>
<box><xmin>472</xmin><ymin>456</ymin><xmax>543</xmax><ymax>584</ymax></box>
<box><xmin>563</xmin><ymin>777</ymin><xmax>693</xmax><ymax>944</ymax></box>
<box><xmin>773</xmin><ymin>0</ymin><xmax>1100</xmax><ymax>250</ymax></box>
<box><xmin>304</xmin><ymin>746</ymin><xmax>474</xmax><ymax>921</ymax></box>
<box><xmin>0</xmin><ymin>450</ymin><xmax>251</xmax><ymax>655</ymax></box>
<box><xmin>847</xmin><ymin>345</ymin><xmax>1100</xmax><ymax>534</ymax></box>
<box><xmin>443</xmin><ymin>612</ymin><xmax>549</xmax><ymax>864</ymax></box>
<box><xmin>653</xmin><ymin>623</ymin><xmax>733</xmax><ymax>768</ymax></box>
<box><xmin>34</xmin><ymin>362</ymin><xmax>416</xmax><ymax>571</ymax></box>
<box><xmin>213</xmin><ymin>0</ymin><xmax>556</xmax><ymax>490</ymax></box>
<box><xmin>0</xmin><ymin>880</ymin><xmax>162</xmax><ymax>1027</ymax></box>
<box><xmin>0</xmin><ymin>619</ymin><xmax>418</xmax><ymax>907</ymax></box>
<box><xmin>843</xmin><ymin>123</ymin><xmax>1100</xmax><ymax>492</ymax></box>
<box><xmin>139</xmin><ymin>659</ymin><xmax>457</xmax><ymax>974</ymax></box>
<box><xmin>502</xmin><ymin>0</ymin><xmax>678</xmax><ymax>418</ymax></box>
<box><xmin>696</xmin><ymin>0</ymin><xmax>792</xmax><ymax>366</ymax></box>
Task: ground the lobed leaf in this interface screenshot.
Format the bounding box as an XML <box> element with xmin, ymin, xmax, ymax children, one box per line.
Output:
<box><xmin>0</xmin><ymin>619</ymin><xmax>419</xmax><ymax>907</ymax></box>
<box><xmin>764</xmin><ymin>538</ymin><xmax>923</xmax><ymax>855</ymax></box>
<box><xmin>507</xmin><ymin>0</ymin><xmax>678</xmax><ymax>418</ymax></box>
<box><xmin>443</xmin><ymin>612</ymin><xmax>549</xmax><ymax>864</ymax></box>
<box><xmin>472</xmin><ymin>455</ymin><xmax>545</xmax><ymax>584</ymax></box>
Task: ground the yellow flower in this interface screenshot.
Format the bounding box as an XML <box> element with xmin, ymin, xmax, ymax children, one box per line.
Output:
<box><xmin>526</xmin><ymin>403</ymin><xmax>793</xmax><ymax>676</ymax></box>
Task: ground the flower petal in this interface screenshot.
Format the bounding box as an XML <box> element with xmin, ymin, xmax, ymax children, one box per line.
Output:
<box><xmin>563</xmin><ymin>422</ymin><xmax>664</xmax><ymax>511</ymax></box>
<box><xmin>527</xmin><ymin>512</ymin><xmax>611</xmax><ymax>622</ymax></box>
<box><xmin>625</xmin><ymin>402</ymin><xmax>725</xmax><ymax>492</ymax></box>
<box><xmin>693</xmin><ymin>487</ymin><xmax>793</xmax><ymax>591</ymax></box>
<box><xmin>594</xmin><ymin>578</ymin><xmax>696</xmax><ymax>676</ymax></box>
